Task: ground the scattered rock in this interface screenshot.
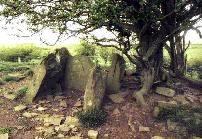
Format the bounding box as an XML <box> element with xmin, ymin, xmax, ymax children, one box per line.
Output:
<box><xmin>43</xmin><ymin>115</ymin><xmax>64</xmax><ymax>126</ymax></box>
<box><xmin>108</xmin><ymin>93</ymin><xmax>125</xmax><ymax>104</ymax></box>
<box><xmin>83</xmin><ymin>67</ymin><xmax>106</xmax><ymax>111</ymax></box>
<box><xmin>43</xmin><ymin>126</ymin><xmax>56</xmax><ymax>138</ymax></box>
<box><xmin>58</xmin><ymin>124</ymin><xmax>70</xmax><ymax>132</ymax></box>
<box><xmin>155</xmin><ymin>87</ymin><xmax>175</xmax><ymax>97</ymax></box>
<box><xmin>157</xmin><ymin>101</ymin><xmax>177</xmax><ymax>108</ymax></box>
<box><xmin>153</xmin><ymin>106</ymin><xmax>160</xmax><ymax>118</ymax></box>
<box><xmin>3</xmin><ymin>93</ymin><xmax>17</xmax><ymax>100</ymax></box>
<box><xmin>14</xmin><ymin>104</ymin><xmax>27</xmax><ymax>112</ymax></box>
<box><xmin>74</xmin><ymin>100</ymin><xmax>82</xmax><ymax>107</ymax></box>
<box><xmin>139</xmin><ymin>126</ymin><xmax>150</xmax><ymax>132</ymax></box>
<box><xmin>174</xmin><ymin>95</ymin><xmax>189</xmax><ymax>105</ymax></box>
<box><xmin>64</xmin><ymin>116</ymin><xmax>80</xmax><ymax>127</ymax></box>
<box><xmin>0</xmin><ymin>133</ymin><xmax>8</xmax><ymax>139</ymax></box>
<box><xmin>57</xmin><ymin>133</ymin><xmax>65</xmax><ymax>138</ymax></box>
<box><xmin>103</xmin><ymin>134</ymin><xmax>109</xmax><ymax>138</ymax></box>
<box><xmin>22</xmin><ymin>112</ymin><xmax>38</xmax><ymax>118</ymax></box>
<box><xmin>151</xmin><ymin>136</ymin><xmax>165</xmax><ymax>139</ymax></box>
<box><xmin>112</xmin><ymin>108</ymin><xmax>120</xmax><ymax>115</ymax></box>
<box><xmin>59</xmin><ymin>100</ymin><xmax>67</xmax><ymax>107</ymax></box>
<box><xmin>88</xmin><ymin>130</ymin><xmax>99</xmax><ymax>139</ymax></box>
<box><xmin>167</xmin><ymin>119</ymin><xmax>178</xmax><ymax>131</ymax></box>
<box><xmin>106</xmin><ymin>53</ymin><xmax>125</xmax><ymax>93</ymax></box>
<box><xmin>37</xmin><ymin>107</ymin><xmax>47</xmax><ymax>111</ymax></box>
<box><xmin>167</xmin><ymin>119</ymin><xmax>186</xmax><ymax>134</ymax></box>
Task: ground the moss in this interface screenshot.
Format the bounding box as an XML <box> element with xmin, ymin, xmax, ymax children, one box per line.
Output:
<box><xmin>76</xmin><ymin>109</ymin><xmax>107</xmax><ymax>128</ymax></box>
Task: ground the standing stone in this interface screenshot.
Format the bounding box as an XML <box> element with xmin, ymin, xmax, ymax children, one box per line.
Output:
<box><xmin>65</xmin><ymin>56</ymin><xmax>94</xmax><ymax>91</ymax></box>
<box><xmin>25</xmin><ymin>48</ymin><xmax>70</xmax><ymax>103</ymax></box>
<box><xmin>106</xmin><ymin>53</ymin><xmax>125</xmax><ymax>93</ymax></box>
<box><xmin>0</xmin><ymin>133</ymin><xmax>8</xmax><ymax>139</ymax></box>
<box><xmin>84</xmin><ymin>67</ymin><xmax>106</xmax><ymax>111</ymax></box>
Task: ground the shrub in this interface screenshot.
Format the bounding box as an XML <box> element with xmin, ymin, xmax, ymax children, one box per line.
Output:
<box><xmin>17</xmin><ymin>86</ymin><xmax>28</xmax><ymax>97</ymax></box>
<box><xmin>3</xmin><ymin>75</ymin><xmax>19</xmax><ymax>82</ymax></box>
<box><xmin>24</xmin><ymin>69</ymin><xmax>34</xmax><ymax>77</ymax></box>
<box><xmin>0</xmin><ymin>127</ymin><xmax>12</xmax><ymax>134</ymax></box>
<box><xmin>0</xmin><ymin>79</ymin><xmax>5</xmax><ymax>85</ymax></box>
<box><xmin>156</xmin><ymin>106</ymin><xmax>202</xmax><ymax>136</ymax></box>
<box><xmin>0</xmin><ymin>44</ymin><xmax>49</xmax><ymax>62</ymax></box>
<box><xmin>76</xmin><ymin>109</ymin><xmax>107</xmax><ymax>128</ymax></box>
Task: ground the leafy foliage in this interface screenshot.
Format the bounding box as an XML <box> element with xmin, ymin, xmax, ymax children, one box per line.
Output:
<box><xmin>0</xmin><ymin>44</ymin><xmax>49</xmax><ymax>62</ymax></box>
<box><xmin>76</xmin><ymin>109</ymin><xmax>108</xmax><ymax>128</ymax></box>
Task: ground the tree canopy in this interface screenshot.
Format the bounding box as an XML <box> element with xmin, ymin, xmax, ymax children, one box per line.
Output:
<box><xmin>0</xmin><ymin>0</ymin><xmax>201</xmax><ymax>105</ymax></box>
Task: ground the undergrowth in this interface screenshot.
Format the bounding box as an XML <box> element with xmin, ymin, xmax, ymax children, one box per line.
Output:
<box><xmin>0</xmin><ymin>127</ymin><xmax>12</xmax><ymax>134</ymax></box>
<box><xmin>76</xmin><ymin>109</ymin><xmax>107</xmax><ymax>128</ymax></box>
<box><xmin>156</xmin><ymin>106</ymin><xmax>202</xmax><ymax>136</ymax></box>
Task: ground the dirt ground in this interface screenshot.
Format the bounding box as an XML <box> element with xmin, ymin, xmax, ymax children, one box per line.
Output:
<box><xmin>0</xmin><ymin>73</ymin><xmax>201</xmax><ymax>139</ymax></box>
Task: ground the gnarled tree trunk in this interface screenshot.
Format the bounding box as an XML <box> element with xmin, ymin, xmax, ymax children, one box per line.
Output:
<box><xmin>133</xmin><ymin>35</ymin><xmax>164</xmax><ymax>106</ymax></box>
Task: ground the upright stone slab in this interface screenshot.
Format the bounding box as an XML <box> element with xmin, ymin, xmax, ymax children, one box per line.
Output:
<box><xmin>106</xmin><ymin>53</ymin><xmax>125</xmax><ymax>93</ymax></box>
<box><xmin>26</xmin><ymin>48</ymin><xmax>70</xmax><ymax>103</ymax></box>
<box><xmin>84</xmin><ymin>67</ymin><xmax>106</xmax><ymax>111</ymax></box>
<box><xmin>65</xmin><ymin>56</ymin><xmax>94</xmax><ymax>91</ymax></box>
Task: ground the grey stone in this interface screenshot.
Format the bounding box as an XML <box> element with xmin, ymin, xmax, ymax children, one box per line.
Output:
<box><xmin>25</xmin><ymin>48</ymin><xmax>69</xmax><ymax>103</ymax></box>
<box><xmin>108</xmin><ymin>93</ymin><xmax>125</xmax><ymax>104</ymax></box>
<box><xmin>65</xmin><ymin>56</ymin><xmax>94</xmax><ymax>91</ymax></box>
<box><xmin>106</xmin><ymin>54</ymin><xmax>125</xmax><ymax>93</ymax></box>
<box><xmin>139</xmin><ymin>126</ymin><xmax>150</xmax><ymax>132</ymax></box>
<box><xmin>22</xmin><ymin>112</ymin><xmax>38</xmax><ymax>118</ymax></box>
<box><xmin>153</xmin><ymin>106</ymin><xmax>160</xmax><ymax>118</ymax></box>
<box><xmin>0</xmin><ymin>133</ymin><xmax>8</xmax><ymax>139</ymax></box>
<box><xmin>174</xmin><ymin>95</ymin><xmax>189</xmax><ymax>105</ymax></box>
<box><xmin>151</xmin><ymin>136</ymin><xmax>165</xmax><ymax>139</ymax></box>
<box><xmin>157</xmin><ymin>101</ymin><xmax>178</xmax><ymax>108</ymax></box>
<box><xmin>155</xmin><ymin>87</ymin><xmax>175</xmax><ymax>97</ymax></box>
<box><xmin>14</xmin><ymin>104</ymin><xmax>27</xmax><ymax>112</ymax></box>
<box><xmin>83</xmin><ymin>67</ymin><xmax>106</xmax><ymax>111</ymax></box>
<box><xmin>88</xmin><ymin>130</ymin><xmax>98</xmax><ymax>139</ymax></box>
<box><xmin>64</xmin><ymin>116</ymin><xmax>80</xmax><ymax>127</ymax></box>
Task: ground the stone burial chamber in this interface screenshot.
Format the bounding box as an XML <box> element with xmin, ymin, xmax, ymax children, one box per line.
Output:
<box><xmin>25</xmin><ymin>47</ymin><xmax>126</xmax><ymax>105</ymax></box>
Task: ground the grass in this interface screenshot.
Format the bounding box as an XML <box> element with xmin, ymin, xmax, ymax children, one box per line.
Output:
<box><xmin>76</xmin><ymin>109</ymin><xmax>108</xmax><ymax>128</ymax></box>
<box><xmin>156</xmin><ymin>106</ymin><xmax>202</xmax><ymax>136</ymax></box>
<box><xmin>164</xmin><ymin>44</ymin><xmax>202</xmax><ymax>67</ymax></box>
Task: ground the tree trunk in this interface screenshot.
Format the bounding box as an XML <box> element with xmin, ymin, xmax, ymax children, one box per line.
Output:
<box><xmin>133</xmin><ymin>36</ymin><xmax>164</xmax><ymax>106</ymax></box>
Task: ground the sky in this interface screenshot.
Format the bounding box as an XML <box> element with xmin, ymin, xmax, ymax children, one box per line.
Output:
<box><xmin>0</xmin><ymin>19</ymin><xmax>201</xmax><ymax>46</ymax></box>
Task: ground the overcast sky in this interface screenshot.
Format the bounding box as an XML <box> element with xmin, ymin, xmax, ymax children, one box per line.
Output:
<box><xmin>0</xmin><ymin>19</ymin><xmax>201</xmax><ymax>46</ymax></box>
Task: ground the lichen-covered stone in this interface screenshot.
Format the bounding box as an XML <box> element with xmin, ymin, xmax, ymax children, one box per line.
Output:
<box><xmin>83</xmin><ymin>67</ymin><xmax>106</xmax><ymax>111</ymax></box>
<box><xmin>25</xmin><ymin>48</ymin><xmax>70</xmax><ymax>103</ymax></box>
<box><xmin>106</xmin><ymin>53</ymin><xmax>125</xmax><ymax>93</ymax></box>
<box><xmin>65</xmin><ymin>56</ymin><xmax>94</xmax><ymax>91</ymax></box>
<box><xmin>155</xmin><ymin>87</ymin><xmax>175</xmax><ymax>97</ymax></box>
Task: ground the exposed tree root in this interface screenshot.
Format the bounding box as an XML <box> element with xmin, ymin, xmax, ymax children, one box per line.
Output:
<box><xmin>179</xmin><ymin>76</ymin><xmax>202</xmax><ymax>89</ymax></box>
<box><xmin>133</xmin><ymin>68</ymin><xmax>155</xmax><ymax>106</ymax></box>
